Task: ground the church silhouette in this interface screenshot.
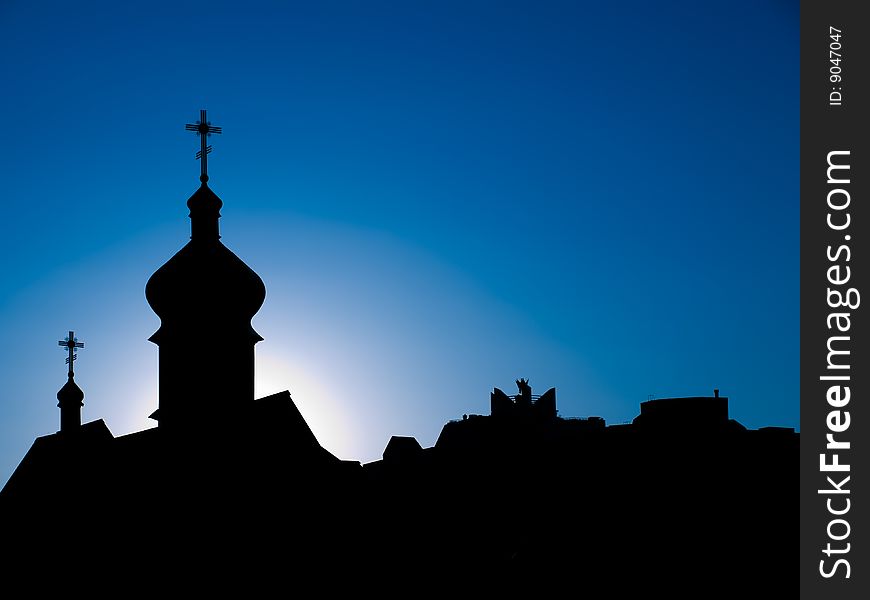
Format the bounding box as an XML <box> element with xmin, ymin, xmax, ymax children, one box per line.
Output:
<box><xmin>0</xmin><ymin>112</ymin><xmax>797</xmax><ymax>591</ymax></box>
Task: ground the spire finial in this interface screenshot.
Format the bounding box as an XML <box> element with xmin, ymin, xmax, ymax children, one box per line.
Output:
<box><xmin>58</xmin><ymin>330</ymin><xmax>84</xmax><ymax>379</ymax></box>
<box><xmin>57</xmin><ymin>331</ymin><xmax>85</xmax><ymax>433</ymax></box>
<box><xmin>185</xmin><ymin>109</ymin><xmax>222</xmax><ymax>183</ymax></box>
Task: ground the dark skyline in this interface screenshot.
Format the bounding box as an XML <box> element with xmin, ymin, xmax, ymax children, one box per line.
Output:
<box><xmin>0</xmin><ymin>0</ymin><xmax>798</xmax><ymax>487</ymax></box>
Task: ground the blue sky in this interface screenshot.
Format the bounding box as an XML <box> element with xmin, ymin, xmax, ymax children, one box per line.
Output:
<box><xmin>0</xmin><ymin>0</ymin><xmax>798</xmax><ymax>486</ymax></box>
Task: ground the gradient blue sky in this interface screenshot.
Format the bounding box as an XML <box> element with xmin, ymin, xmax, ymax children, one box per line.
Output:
<box><xmin>0</xmin><ymin>0</ymin><xmax>798</xmax><ymax>486</ymax></box>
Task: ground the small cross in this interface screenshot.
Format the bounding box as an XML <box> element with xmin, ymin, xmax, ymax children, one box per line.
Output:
<box><xmin>185</xmin><ymin>109</ymin><xmax>222</xmax><ymax>183</ymax></box>
<box><xmin>58</xmin><ymin>330</ymin><xmax>84</xmax><ymax>378</ymax></box>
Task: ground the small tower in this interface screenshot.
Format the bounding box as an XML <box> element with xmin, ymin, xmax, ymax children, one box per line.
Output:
<box><xmin>145</xmin><ymin>110</ymin><xmax>266</xmax><ymax>435</ymax></box>
<box><xmin>57</xmin><ymin>330</ymin><xmax>85</xmax><ymax>433</ymax></box>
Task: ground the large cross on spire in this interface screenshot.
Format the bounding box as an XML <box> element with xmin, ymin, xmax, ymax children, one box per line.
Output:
<box><xmin>185</xmin><ymin>109</ymin><xmax>222</xmax><ymax>183</ymax></box>
<box><xmin>58</xmin><ymin>330</ymin><xmax>84</xmax><ymax>378</ymax></box>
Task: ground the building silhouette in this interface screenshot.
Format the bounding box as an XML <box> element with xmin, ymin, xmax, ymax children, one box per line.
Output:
<box><xmin>0</xmin><ymin>116</ymin><xmax>797</xmax><ymax>591</ymax></box>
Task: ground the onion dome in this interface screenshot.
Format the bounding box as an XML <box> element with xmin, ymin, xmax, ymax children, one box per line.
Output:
<box><xmin>145</xmin><ymin>183</ymin><xmax>266</xmax><ymax>342</ymax></box>
<box><xmin>57</xmin><ymin>378</ymin><xmax>84</xmax><ymax>408</ymax></box>
<box><xmin>57</xmin><ymin>376</ymin><xmax>84</xmax><ymax>434</ymax></box>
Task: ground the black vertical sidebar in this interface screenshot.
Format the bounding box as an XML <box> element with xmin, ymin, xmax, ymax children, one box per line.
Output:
<box><xmin>801</xmin><ymin>1</ymin><xmax>868</xmax><ymax>598</ymax></box>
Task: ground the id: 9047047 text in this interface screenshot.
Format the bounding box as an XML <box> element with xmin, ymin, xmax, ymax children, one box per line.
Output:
<box><xmin>829</xmin><ymin>26</ymin><xmax>843</xmax><ymax>107</ymax></box>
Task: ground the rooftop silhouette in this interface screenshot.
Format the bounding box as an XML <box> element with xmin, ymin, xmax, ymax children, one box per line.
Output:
<box><xmin>0</xmin><ymin>112</ymin><xmax>797</xmax><ymax>591</ymax></box>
